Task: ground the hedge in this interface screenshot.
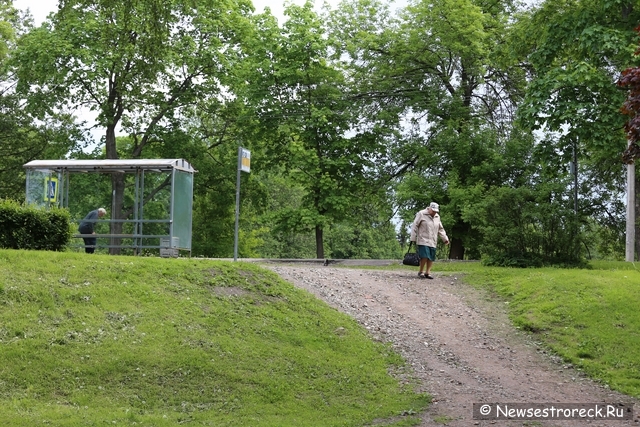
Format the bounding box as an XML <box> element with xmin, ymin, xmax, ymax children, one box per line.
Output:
<box><xmin>0</xmin><ymin>199</ymin><xmax>71</xmax><ymax>251</ymax></box>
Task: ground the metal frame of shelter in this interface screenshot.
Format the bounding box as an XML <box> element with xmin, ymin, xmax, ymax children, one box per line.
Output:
<box><xmin>23</xmin><ymin>159</ymin><xmax>196</xmax><ymax>256</ymax></box>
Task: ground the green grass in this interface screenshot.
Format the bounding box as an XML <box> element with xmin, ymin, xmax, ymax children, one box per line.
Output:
<box><xmin>432</xmin><ymin>415</ymin><xmax>455</xmax><ymax>424</ymax></box>
<box><xmin>0</xmin><ymin>250</ymin><xmax>428</xmax><ymax>426</ymax></box>
<box><xmin>398</xmin><ymin>259</ymin><xmax>640</xmax><ymax>397</ymax></box>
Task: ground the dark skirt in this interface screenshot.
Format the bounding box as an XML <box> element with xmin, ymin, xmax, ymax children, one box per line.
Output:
<box><xmin>417</xmin><ymin>245</ymin><xmax>436</xmax><ymax>261</ymax></box>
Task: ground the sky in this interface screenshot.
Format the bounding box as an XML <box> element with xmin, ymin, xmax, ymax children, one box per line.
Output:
<box><xmin>13</xmin><ymin>0</ymin><xmax>314</xmax><ymax>25</ymax></box>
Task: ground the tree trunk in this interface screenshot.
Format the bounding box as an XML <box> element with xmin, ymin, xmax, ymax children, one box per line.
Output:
<box><xmin>448</xmin><ymin>236</ymin><xmax>465</xmax><ymax>260</ymax></box>
<box><xmin>109</xmin><ymin>173</ymin><xmax>125</xmax><ymax>255</ymax></box>
<box><xmin>315</xmin><ymin>224</ymin><xmax>325</xmax><ymax>259</ymax></box>
<box><xmin>105</xmin><ymin>124</ymin><xmax>125</xmax><ymax>255</ymax></box>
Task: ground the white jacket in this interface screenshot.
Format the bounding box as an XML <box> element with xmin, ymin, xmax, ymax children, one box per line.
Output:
<box><xmin>410</xmin><ymin>209</ymin><xmax>448</xmax><ymax>247</ymax></box>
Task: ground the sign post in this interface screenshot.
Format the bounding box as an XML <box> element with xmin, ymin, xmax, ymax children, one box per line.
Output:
<box><xmin>234</xmin><ymin>147</ymin><xmax>250</xmax><ymax>261</ymax></box>
<box><xmin>626</xmin><ymin>163</ymin><xmax>635</xmax><ymax>262</ymax></box>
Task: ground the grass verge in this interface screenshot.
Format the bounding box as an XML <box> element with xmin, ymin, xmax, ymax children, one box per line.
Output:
<box><xmin>410</xmin><ymin>260</ymin><xmax>640</xmax><ymax>398</ymax></box>
<box><xmin>0</xmin><ymin>250</ymin><xmax>429</xmax><ymax>426</ymax></box>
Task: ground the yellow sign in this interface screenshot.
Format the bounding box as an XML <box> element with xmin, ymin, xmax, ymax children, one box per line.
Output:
<box><xmin>44</xmin><ymin>177</ymin><xmax>58</xmax><ymax>202</ymax></box>
<box><xmin>241</xmin><ymin>148</ymin><xmax>251</xmax><ymax>173</ymax></box>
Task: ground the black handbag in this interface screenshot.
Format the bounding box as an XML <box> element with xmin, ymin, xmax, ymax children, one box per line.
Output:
<box><xmin>402</xmin><ymin>242</ymin><xmax>420</xmax><ymax>266</ymax></box>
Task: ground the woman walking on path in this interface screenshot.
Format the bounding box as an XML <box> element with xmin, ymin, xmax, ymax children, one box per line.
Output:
<box><xmin>410</xmin><ymin>202</ymin><xmax>449</xmax><ymax>279</ymax></box>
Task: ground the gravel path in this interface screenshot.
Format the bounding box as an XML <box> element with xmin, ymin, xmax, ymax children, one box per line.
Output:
<box><xmin>268</xmin><ymin>265</ymin><xmax>639</xmax><ymax>427</ymax></box>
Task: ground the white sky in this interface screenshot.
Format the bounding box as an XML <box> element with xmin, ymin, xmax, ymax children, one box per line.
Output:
<box><xmin>13</xmin><ymin>0</ymin><xmax>318</xmax><ymax>25</ymax></box>
<box><xmin>13</xmin><ymin>0</ymin><xmax>53</xmax><ymax>24</ymax></box>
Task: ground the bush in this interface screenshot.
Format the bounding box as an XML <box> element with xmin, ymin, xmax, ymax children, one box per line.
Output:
<box><xmin>0</xmin><ymin>199</ymin><xmax>71</xmax><ymax>251</ymax></box>
<box><xmin>468</xmin><ymin>186</ymin><xmax>586</xmax><ymax>268</ymax></box>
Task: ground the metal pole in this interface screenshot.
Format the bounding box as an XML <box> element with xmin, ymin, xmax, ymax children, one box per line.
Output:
<box><xmin>170</xmin><ymin>169</ymin><xmax>176</xmax><ymax>242</ymax></box>
<box><xmin>573</xmin><ymin>143</ymin><xmax>578</xmax><ymax>215</ymax></box>
<box><xmin>56</xmin><ymin>171</ymin><xmax>63</xmax><ymax>208</ymax></box>
<box><xmin>233</xmin><ymin>147</ymin><xmax>243</xmax><ymax>261</ymax></box>
<box><xmin>65</xmin><ymin>170</ymin><xmax>70</xmax><ymax>208</ymax></box>
<box><xmin>626</xmin><ymin>163</ymin><xmax>636</xmax><ymax>262</ymax></box>
<box><xmin>134</xmin><ymin>169</ymin><xmax>140</xmax><ymax>255</ymax></box>
<box><xmin>140</xmin><ymin>170</ymin><xmax>145</xmax><ymax>248</ymax></box>
<box><xmin>111</xmin><ymin>189</ymin><xmax>116</xmax><ymax>251</ymax></box>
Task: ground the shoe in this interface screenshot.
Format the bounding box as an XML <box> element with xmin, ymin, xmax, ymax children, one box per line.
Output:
<box><xmin>425</xmin><ymin>274</ymin><xmax>434</xmax><ymax>279</ymax></box>
<box><xmin>418</xmin><ymin>273</ymin><xmax>426</xmax><ymax>278</ymax></box>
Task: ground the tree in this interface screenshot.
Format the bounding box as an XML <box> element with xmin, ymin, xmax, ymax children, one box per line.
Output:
<box><xmin>619</xmin><ymin>27</ymin><xmax>640</xmax><ymax>165</ymax></box>
<box><xmin>0</xmin><ymin>0</ymin><xmax>82</xmax><ymax>200</ymax></box>
<box><xmin>0</xmin><ymin>0</ymin><xmax>15</xmax><ymax>61</ymax></box>
<box><xmin>618</xmin><ymin>24</ymin><xmax>640</xmax><ymax>260</ymax></box>
<box><xmin>328</xmin><ymin>0</ymin><xmax>528</xmax><ymax>259</ymax></box>
<box><xmin>240</xmin><ymin>2</ymin><xmax>393</xmax><ymax>259</ymax></box>
<box><xmin>245</xmin><ymin>167</ymin><xmax>404</xmax><ymax>259</ymax></box>
<box><xmin>13</xmin><ymin>0</ymin><xmax>255</xmax><ymax>253</ymax></box>
<box><xmin>515</xmin><ymin>0</ymin><xmax>638</xmax><ymax>159</ymax></box>
<box><xmin>513</xmin><ymin>0</ymin><xmax>640</xmax><ymax>260</ymax></box>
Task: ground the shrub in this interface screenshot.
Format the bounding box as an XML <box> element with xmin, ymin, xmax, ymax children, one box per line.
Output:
<box><xmin>468</xmin><ymin>186</ymin><xmax>586</xmax><ymax>267</ymax></box>
<box><xmin>0</xmin><ymin>199</ymin><xmax>71</xmax><ymax>251</ymax></box>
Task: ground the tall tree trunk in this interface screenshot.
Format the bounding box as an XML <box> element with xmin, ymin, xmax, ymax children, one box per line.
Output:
<box><xmin>105</xmin><ymin>124</ymin><xmax>124</xmax><ymax>255</ymax></box>
<box><xmin>315</xmin><ymin>224</ymin><xmax>324</xmax><ymax>259</ymax></box>
<box><xmin>448</xmin><ymin>221</ymin><xmax>470</xmax><ymax>260</ymax></box>
<box><xmin>448</xmin><ymin>236</ymin><xmax>465</xmax><ymax>260</ymax></box>
<box><xmin>110</xmin><ymin>173</ymin><xmax>125</xmax><ymax>255</ymax></box>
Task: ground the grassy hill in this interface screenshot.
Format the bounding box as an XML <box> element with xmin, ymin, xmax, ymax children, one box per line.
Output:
<box><xmin>0</xmin><ymin>250</ymin><xmax>428</xmax><ymax>426</ymax></box>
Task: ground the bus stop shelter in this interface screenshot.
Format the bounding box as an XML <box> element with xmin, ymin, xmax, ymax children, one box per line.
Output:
<box><xmin>23</xmin><ymin>159</ymin><xmax>195</xmax><ymax>256</ymax></box>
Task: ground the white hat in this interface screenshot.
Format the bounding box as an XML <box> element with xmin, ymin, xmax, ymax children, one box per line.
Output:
<box><xmin>429</xmin><ymin>202</ymin><xmax>439</xmax><ymax>212</ymax></box>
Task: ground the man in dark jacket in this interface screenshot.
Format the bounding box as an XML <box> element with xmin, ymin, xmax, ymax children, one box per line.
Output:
<box><xmin>78</xmin><ymin>208</ymin><xmax>106</xmax><ymax>253</ymax></box>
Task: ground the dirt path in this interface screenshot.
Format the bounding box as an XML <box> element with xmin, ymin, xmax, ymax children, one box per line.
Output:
<box><xmin>267</xmin><ymin>265</ymin><xmax>638</xmax><ymax>427</ymax></box>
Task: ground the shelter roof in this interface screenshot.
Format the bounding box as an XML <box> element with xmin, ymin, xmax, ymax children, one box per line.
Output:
<box><xmin>23</xmin><ymin>159</ymin><xmax>196</xmax><ymax>173</ymax></box>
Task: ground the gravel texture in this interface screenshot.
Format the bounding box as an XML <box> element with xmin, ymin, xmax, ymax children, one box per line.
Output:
<box><xmin>268</xmin><ymin>265</ymin><xmax>639</xmax><ymax>427</ymax></box>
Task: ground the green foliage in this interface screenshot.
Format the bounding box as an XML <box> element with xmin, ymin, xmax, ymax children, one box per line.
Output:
<box><xmin>461</xmin><ymin>185</ymin><xmax>587</xmax><ymax>267</ymax></box>
<box><xmin>238</xmin><ymin>3</ymin><xmax>396</xmax><ymax>258</ymax></box>
<box><xmin>329</xmin><ymin>0</ymin><xmax>530</xmax><ymax>259</ymax></box>
<box><xmin>191</xmin><ymin>191</ymin><xmax>237</xmax><ymax>258</ymax></box>
<box><xmin>0</xmin><ymin>1</ymin><xmax>90</xmax><ymax>202</ymax></box>
<box><xmin>12</xmin><ymin>0</ymin><xmax>258</xmax><ymax>247</ymax></box>
<box><xmin>0</xmin><ymin>0</ymin><xmax>18</xmax><ymax>65</ymax></box>
<box><xmin>514</xmin><ymin>0</ymin><xmax>638</xmax><ymax>160</ymax></box>
<box><xmin>2</xmin><ymin>0</ymin><xmax>633</xmax><ymax>264</ymax></box>
<box><xmin>582</xmin><ymin>217</ymin><xmax>626</xmax><ymax>261</ymax></box>
<box><xmin>253</xmin><ymin>220</ymin><xmax>403</xmax><ymax>260</ymax></box>
<box><xmin>395</xmin><ymin>127</ymin><xmax>539</xmax><ymax>259</ymax></box>
<box><xmin>0</xmin><ymin>93</ymin><xmax>83</xmax><ymax>200</ymax></box>
<box><xmin>14</xmin><ymin>0</ymin><xmax>255</xmax><ymax>131</ymax></box>
<box><xmin>190</xmin><ymin>148</ymin><xmax>246</xmax><ymax>258</ymax></box>
<box><xmin>249</xmin><ymin>173</ymin><xmax>402</xmax><ymax>259</ymax></box>
<box><xmin>326</xmin><ymin>222</ymin><xmax>403</xmax><ymax>259</ymax></box>
<box><xmin>0</xmin><ymin>199</ymin><xmax>70</xmax><ymax>251</ymax></box>
<box><xmin>0</xmin><ymin>250</ymin><xmax>429</xmax><ymax>425</ymax></box>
